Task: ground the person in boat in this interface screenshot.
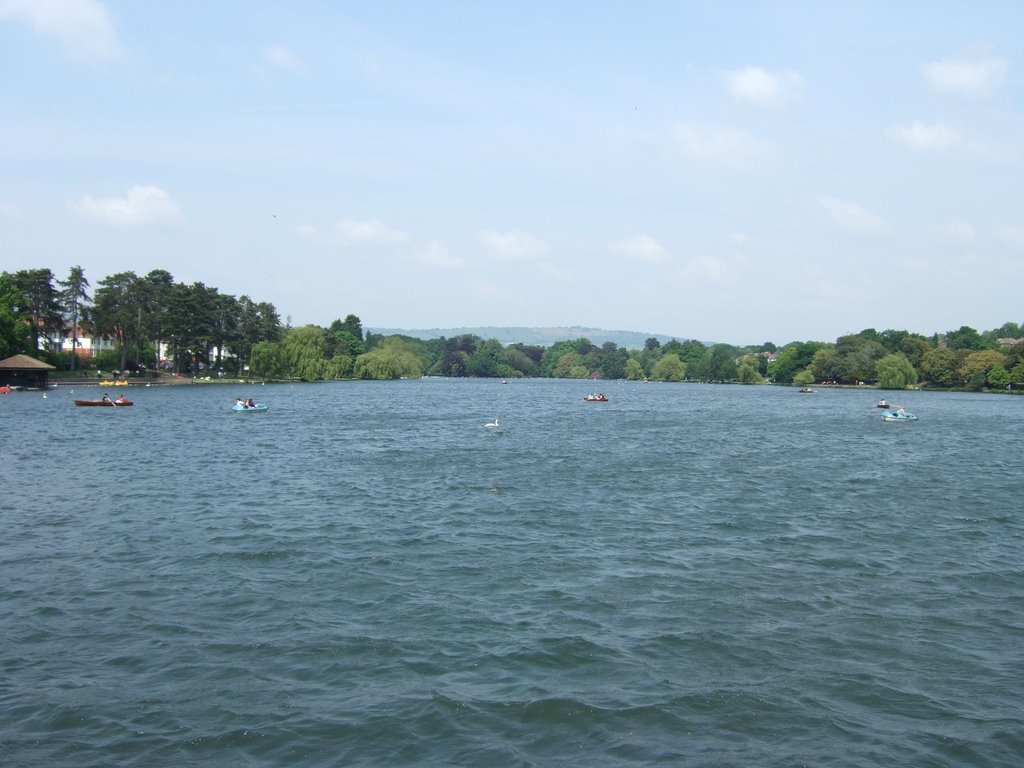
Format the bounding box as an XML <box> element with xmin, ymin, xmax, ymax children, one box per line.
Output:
<box><xmin>115</xmin><ymin>394</ymin><xmax>128</xmax><ymax>404</ymax></box>
<box><xmin>236</xmin><ymin>397</ymin><xmax>245</xmax><ymax>407</ymax></box>
<box><xmin>246</xmin><ymin>398</ymin><xmax>256</xmax><ymax>408</ymax></box>
<box><xmin>101</xmin><ymin>392</ymin><xmax>112</xmax><ymax>404</ymax></box>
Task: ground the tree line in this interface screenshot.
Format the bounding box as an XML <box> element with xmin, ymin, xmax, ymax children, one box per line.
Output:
<box><xmin>1</xmin><ymin>266</ymin><xmax>281</xmax><ymax>376</ymax></box>
<box><xmin>2</xmin><ymin>266</ymin><xmax>1022</xmax><ymax>390</ymax></box>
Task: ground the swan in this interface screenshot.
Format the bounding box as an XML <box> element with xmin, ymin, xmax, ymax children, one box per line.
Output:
<box><xmin>484</xmin><ymin>418</ymin><xmax>499</xmax><ymax>428</ymax></box>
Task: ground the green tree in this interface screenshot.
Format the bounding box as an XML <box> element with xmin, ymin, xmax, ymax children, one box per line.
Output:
<box><xmin>898</xmin><ymin>335</ymin><xmax>931</xmax><ymax>369</ymax></box>
<box><xmin>678</xmin><ymin>340</ymin><xmax>708</xmax><ymax>367</ymax></box>
<box><xmin>988</xmin><ymin>365</ymin><xmax>1010</xmax><ymax>389</ymax></box>
<box><xmin>945</xmin><ymin>325</ymin><xmax>988</xmax><ymax>351</ymax></box>
<box><xmin>162</xmin><ymin>281</ymin><xmax>221</xmax><ymax>374</ymax></box>
<box><xmin>1009</xmin><ymin>359</ymin><xmax>1024</xmax><ymax>384</ymax></box>
<box><xmin>12</xmin><ymin>268</ymin><xmax>62</xmax><ymax>352</ymax></box>
<box><xmin>568</xmin><ymin>363</ymin><xmax>590</xmax><ymax>378</ymax></box>
<box><xmin>706</xmin><ymin>344</ymin><xmax>738</xmax><ymax>381</ymax></box>
<box><xmin>140</xmin><ymin>269</ymin><xmax>175</xmax><ymax>370</ymax></box>
<box><xmin>1003</xmin><ymin>341</ymin><xmax>1024</xmax><ymax>373</ymax></box>
<box><xmin>833</xmin><ymin>334</ymin><xmax>887</xmax><ymax>383</ymax></box>
<box><xmin>960</xmin><ymin>350</ymin><xmax>1006</xmax><ymax>388</ymax></box>
<box><xmin>600</xmin><ymin>344</ymin><xmax>629</xmax><ymax>380</ymax></box>
<box><xmin>651</xmin><ymin>353</ymin><xmax>685</xmax><ymax>381</ymax></box>
<box><xmin>551</xmin><ymin>351</ymin><xmax>581</xmax><ymax>378</ymax></box>
<box><xmin>355</xmin><ymin>337</ymin><xmax>422</xmax><ymax>379</ymax></box>
<box><xmin>210</xmin><ymin>293</ymin><xmax>241</xmax><ymax>372</ymax></box>
<box><xmin>737</xmin><ymin>355</ymin><xmax>763</xmax><ymax>384</ymax></box>
<box><xmin>769</xmin><ymin>341</ymin><xmax>827</xmax><ymax>384</ymax></box>
<box><xmin>249</xmin><ymin>340</ymin><xmax>285</xmax><ymax>378</ymax></box>
<box><xmin>237</xmin><ymin>297</ymin><xmax>281</xmax><ymax>375</ymax></box>
<box><xmin>624</xmin><ymin>357</ymin><xmax>645</xmax><ymax>380</ymax></box>
<box><xmin>793</xmin><ymin>367</ymin><xmax>815</xmax><ymax>386</ymax></box>
<box><xmin>281</xmin><ymin>325</ymin><xmax>328</xmax><ymax>380</ymax></box>
<box><xmin>982</xmin><ymin>321</ymin><xmax>1022</xmax><ymax>345</ymax></box>
<box><xmin>438</xmin><ymin>349</ymin><xmax>470</xmax><ymax>377</ymax></box>
<box><xmin>504</xmin><ymin>346</ymin><xmax>536</xmax><ymax>377</ymax></box>
<box><xmin>339</xmin><ymin>313</ymin><xmax>363</xmax><ymax>341</ymax></box>
<box><xmin>92</xmin><ymin>271</ymin><xmax>141</xmax><ymax>369</ymax></box>
<box><xmin>875</xmin><ymin>353</ymin><xmax>918</xmax><ymax>390</ymax></box>
<box><xmin>810</xmin><ymin>347</ymin><xmax>846</xmax><ymax>383</ymax></box>
<box><xmin>539</xmin><ymin>338</ymin><xmax>592</xmax><ymax>377</ymax></box>
<box><xmin>918</xmin><ymin>348</ymin><xmax>958</xmax><ymax>387</ymax></box>
<box><xmin>0</xmin><ymin>272</ymin><xmax>29</xmax><ymax>358</ymax></box>
<box><xmin>57</xmin><ymin>265</ymin><xmax>90</xmax><ymax>369</ymax></box>
<box><xmin>468</xmin><ymin>338</ymin><xmax>510</xmax><ymax>377</ymax></box>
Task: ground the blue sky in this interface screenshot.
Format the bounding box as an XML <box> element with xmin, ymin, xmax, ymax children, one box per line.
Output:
<box><xmin>2</xmin><ymin>1</ymin><xmax>1022</xmax><ymax>345</ymax></box>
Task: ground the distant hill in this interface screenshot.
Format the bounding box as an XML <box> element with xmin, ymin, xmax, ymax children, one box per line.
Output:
<box><xmin>365</xmin><ymin>326</ymin><xmax>692</xmax><ymax>348</ymax></box>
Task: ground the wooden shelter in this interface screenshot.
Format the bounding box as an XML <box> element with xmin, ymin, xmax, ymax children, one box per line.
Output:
<box><xmin>0</xmin><ymin>354</ymin><xmax>56</xmax><ymax>389</ymax></box>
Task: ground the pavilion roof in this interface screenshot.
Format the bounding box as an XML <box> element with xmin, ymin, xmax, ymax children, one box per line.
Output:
<box><xmin>0</xmin><ymin>354</ymin><xmax>56</xmax><ymax>370</ymax></box>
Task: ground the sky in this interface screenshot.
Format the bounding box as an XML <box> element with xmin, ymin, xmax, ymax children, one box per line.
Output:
<box><xmin>2</xmin><ymin>1</ymin><xmax>1022</xmax><ymax>346</ymax></box>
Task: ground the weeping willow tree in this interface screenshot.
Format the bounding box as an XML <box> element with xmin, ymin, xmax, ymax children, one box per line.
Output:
<box><xmin>354</xmin><ymin>337</ymin><xmax>423</xmax><ymax>379</ymax></box>
<box><xmin>248</xmin><ymin>340</ymin><xmax>285</xmax><ymax>378</ymax></box>
<box><xmin>246</xmin><ymin>324</ymin><xmax>363</xmax><ymax>380</ymax></box>
<box><xmin>736</xmin><ymin>355</ymin><xmax>764</xmax><ymax>384</ymax></box>
<box><xmin>875</xmin><ymin>353</ymin><xmax>918</xmax><ymax>390</ymax></box>
<box><xmin>278</xmin><ymin>325</ymin><xmax>329</xmax><ymax>380</ymax></box>
<box><xmin>650</xmin><ymin>352</ymin><xmax>685</xmax><ymax>381</ymax></box>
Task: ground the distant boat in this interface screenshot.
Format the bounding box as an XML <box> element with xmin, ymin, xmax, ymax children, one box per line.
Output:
<box><xmin>583</xmin><ymin>394</ymin><xmax>608</xmax><ymax>402</ymax></box>
<box><xmin>876</xmin><ymin>399</ymin><xmax>890</xmax><ymax>408</ymax></box>
<box><xmin>74</xmin><ymin>398</ymin><xmax>132</xmax><ymax>407</ymax></box>
<box><xmin>798</xmin><ymin>388</ymin><xmax>816</xmax><ymax>394</ymax></box>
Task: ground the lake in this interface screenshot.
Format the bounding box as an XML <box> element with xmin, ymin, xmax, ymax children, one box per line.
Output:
<box><xmin>2</xmin><ymin>379</ymin><xmax>1021</xmax><ymax>767</ymax></box>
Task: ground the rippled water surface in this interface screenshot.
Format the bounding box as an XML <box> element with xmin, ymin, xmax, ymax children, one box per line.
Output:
<box><xmin>2</xmin><ymin>379</ymin><xmax>1022</xmax><ymax>767</ymax></box>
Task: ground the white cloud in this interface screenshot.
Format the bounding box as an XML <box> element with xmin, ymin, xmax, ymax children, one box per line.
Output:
<box><xmin>261</xmin><ymin>44</ymin><xmax>302</xmax><ymax>72</ymax></box>
<box><xmin>609</xmin><ymin>234</ymin><xmax>669</xmax><ymax>265</ymax></box>
<box><xmin>0</xmin><ymin>0</ymin><xmax>118</xmax><ymax>59</ymax></box>
<box><xmin>675</xmin><ymin>255</ymin><xmax>735</xmax><ymax>282</ymax></box>
<box><xmin>938</xmin><ymin>219</ymin><xmax>976</xmax><ymax>243</ymax></box>
<box><xmin>468</xmin><ymin>277</ymin><xmax>498</xmax><ymax>299</ymax></box>
<box><xmin>818</xmin><ymin>196</ymin><xmax>885</xmax><ymax>235</ymax></box>
<box><xmin>478</xmin><ymin>229</ymin><xmax>548</xmax><ymax>261</ymax></box>
<box><xmin>887</xmin><ymin>121</ymin><xmax>960</xmax><ymax>151</ymax></box>
<box><xmin>672</xmin><ymin>123</ymin><xmax>766</xmax><ymax>165</ymax></box>
<box><xmin>408</xmin><ymin>241</ymin><xmax>463</xmax><ymax>269</ymax></box>
<box><xmin>923</xmin><ymin>56</ymin><xmax>1008</xmax><ymax>96</ymax></box>
<box><xmin>332</xmin><ymin>218</ymin><xmax>409</xmax><ymax>247</ymax></box>
<box><xmin>996</xmin><ymin>226</ymin><xmax>1024</xmax><ymax>248</ymax></box>
<box><xmin>73</xmin><ymin>185</ymin><xmax>182</xmax><ymax>226</ymax></box>
<box><xmin>298</xmin><ymin>218</ymin><xmax>410</xmax><ymax>251</ymax></box>
<box><xmin>723</xmin><ymin>66</ymin><xmax>804</xmax><ymax>107</ymax></box>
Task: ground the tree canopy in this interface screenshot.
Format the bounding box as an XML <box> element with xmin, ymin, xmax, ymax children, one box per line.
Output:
<box><xmin>3</xmin><ymin>264</ymin><xmax>1022</xmax><ymax>390</ymax></box>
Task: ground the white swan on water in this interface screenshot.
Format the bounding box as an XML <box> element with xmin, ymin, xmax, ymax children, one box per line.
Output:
<box><xmin>484</xmin><ymin>418</ymin><xmax>499</xmax><ymax>428</ymax></box>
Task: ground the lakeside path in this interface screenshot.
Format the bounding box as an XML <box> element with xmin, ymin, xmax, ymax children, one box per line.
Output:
<box><xmin>50</xmin><ymin>372</ymin><xmax>274</xmax><ymax>387</ymax></box>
